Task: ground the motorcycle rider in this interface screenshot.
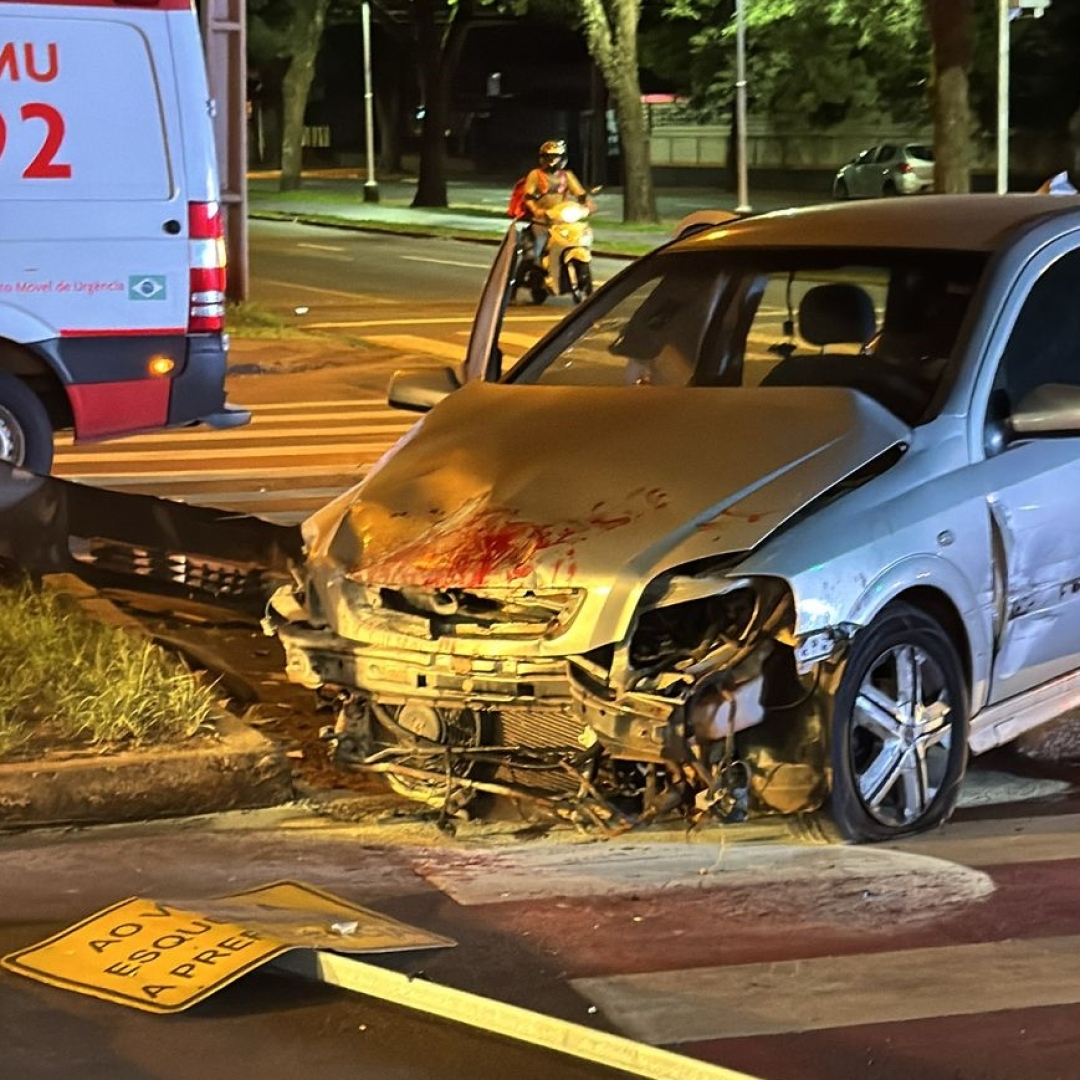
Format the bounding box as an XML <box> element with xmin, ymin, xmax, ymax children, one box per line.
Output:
<box><xmin>520</xmin><ymin>139</ymin><xmax>593</xmax><ymax>286</ymax></box>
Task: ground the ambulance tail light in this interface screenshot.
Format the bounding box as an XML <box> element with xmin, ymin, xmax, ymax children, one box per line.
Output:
<box><xmin>188</xmin><ymin>201</ymin><xmax>227</xmax><ymax>333</ymax></box>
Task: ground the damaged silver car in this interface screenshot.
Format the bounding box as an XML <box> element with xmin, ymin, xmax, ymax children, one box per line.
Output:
<box><xmin>267</xmin><ymin>194</ymin><xmax>1080</xmax><ymax>841</ymax></box>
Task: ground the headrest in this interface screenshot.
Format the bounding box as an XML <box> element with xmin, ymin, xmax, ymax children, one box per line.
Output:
<box><xmin>799</xmin><ymin>283</ymin><xmax>876</xmax><ymax>346</ymax></box>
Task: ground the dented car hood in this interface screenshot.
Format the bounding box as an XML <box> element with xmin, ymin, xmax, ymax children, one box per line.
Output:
<box><xmin>305</xmin><ymin>382</ymin><xmax>910</xmax><ymax>591</ymax></box>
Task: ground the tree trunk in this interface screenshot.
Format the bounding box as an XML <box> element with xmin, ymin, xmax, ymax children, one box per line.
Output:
<box><xmin>924</xmin><ymin>0</ymin><xmax>973</xmax><ymax>195</ymax></box>
<box><xmin>410</xmin><ymin>0</ymin><xmax>472</xmax><ymax>208</ymax></box>
<box><xmin>375</xmin><ymin>62</ymin><xmax>405</xmax><ymax>175</ymax></box>
<box><xmin>278</xmin><ymin>0</ymin><xmax>330</xmax><ymax>192</ymax></box>
<box><xmin>412</xmin><ymin>48</ymin><xmax>449</xmax><ymax>205</ymax></box>
<box><xmin>577</xmin><ymin>0</ymin><xmax>657</xmax><ymax>223</ymax></box>
<box><xmin>612</xmin><ymin>81</ymin><xmax>656</xmax><ymax>222</ymax></box>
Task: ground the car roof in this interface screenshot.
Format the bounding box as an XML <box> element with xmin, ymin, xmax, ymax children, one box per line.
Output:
<box><xmin>675</xmin><ymin>194</ymin><xmax>1080</xmax><ymax>254</ymax></box>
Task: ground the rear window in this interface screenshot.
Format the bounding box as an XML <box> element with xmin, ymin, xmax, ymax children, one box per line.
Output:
<box><xmin>906</xmin><ymin>144</ymin><xmax>934</xmax><ymax>161</ymax></box>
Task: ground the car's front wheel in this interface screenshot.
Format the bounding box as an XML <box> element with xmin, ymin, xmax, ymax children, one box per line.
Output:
<box><xmin>828</xmin><ymin>602</ymin><xmax>968</xmax><ymax>842</ymax></box>
<box><xmin>833</xmin><ymin>178</ymin><xmax>850</xmax><ymax>200</ymax></box>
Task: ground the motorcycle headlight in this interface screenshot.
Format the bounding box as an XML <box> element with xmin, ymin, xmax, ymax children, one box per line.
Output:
<box><xmin>560</xmin><ymin>204</ymin><xmax>584</xmax><ymax>223</ymax></box>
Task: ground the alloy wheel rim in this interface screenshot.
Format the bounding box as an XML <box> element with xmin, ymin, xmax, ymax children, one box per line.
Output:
<box><xmin>0</xmin><ymin>405</ymin><xmax>25</xmax><ymax>465</ymax></box>
<box><xmin>849</xmin><ymin>642</ymin><xmax>953</xmax><ymax>828</ymax></box>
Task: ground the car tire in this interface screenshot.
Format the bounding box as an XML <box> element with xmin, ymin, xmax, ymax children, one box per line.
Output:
<box><xmin>882</xmin><ymin>180</ymin><xmax>898</xmax><ymax>197</ymax></box>
<box><xmin>828</xmin><ymin>602</ymin><xmax>968</xmax><ymax>842</ymax></box>
<box><xmin>0</xmin><ymin>370</ymin><xmax>53</xmax><ymax>473</ymax></box>
<box><xmin>834</xmin><ymin>178</ymin><xmax>849</xmax><ymax>200</ymax></box>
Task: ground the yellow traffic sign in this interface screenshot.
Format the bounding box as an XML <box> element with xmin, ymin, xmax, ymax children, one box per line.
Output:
<box><xmin>2</xmin><ymin>879</ymin><xmax>455</xmax><ymax>1013</ymax></box>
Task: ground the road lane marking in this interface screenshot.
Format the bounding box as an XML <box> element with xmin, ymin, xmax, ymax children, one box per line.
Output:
<box><xmin>412</xmin><ymin>841</ymin><xmax>991</xmax><ymax>906</ymax></box>
<box><xmin>296</xmin><ymin>242</ymin><xmax>349</xmax><ymax>253</ymax></box>
<box><xmin>487</xmin><ymin>331</ymin><xmax>538</xmax><ymax>349</ymax></box>
<box><xmin>246</xmin><ymin>399</ymin><xmax>388</xmax><ymax>409</ymax></box>
<box><xmin>888</xmin><ymin>811</ymin><xmax>1080</xmax><ymax>867</ymax></box>
<box><xmin>53</xmin><ymin>465</ymin><xmax>369</xmax><ymax>483</ymax></box>
<box><xmin>365</xmin><ymin>334</ymin><xmax>471</xmax><ymax>363</ymax></box>
<box><xmin>252</xmin><ymin>277</ymin><xmax>401</xmax><ymax>303</ymax></box>
<box><xmin>303</xmin><ymin>314</ymin><xmax>560</xmax><ymax>329</ymax></box>
<box><xmin>572</xmin><ymin>934</ymin><xmax>1080</xmax><ymax>1043</ymax></box>
<box><xmin>274</xmin><ymin>951</ymin><xmax>764</xmax><ymax>1080</ymax></box>
<box><xmin>399</xmin><ymin>255</ymin><xmax>492</xmax><ymax>269</ymax></box>
<box><xmin>52</xmin><ymin>443</ymin><xmax>392</xmax><ymax>464</ymax></box>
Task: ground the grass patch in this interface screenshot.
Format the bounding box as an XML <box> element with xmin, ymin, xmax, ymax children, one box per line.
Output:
<box><xmin>0</xmin><ymin>582</ymin><xmax>219</xmax><ymax>760</ymax></box>
<box><xmin>226</xmin><ymin>300</ymin><xmax>307</xmax><ymax>340</ymax></box>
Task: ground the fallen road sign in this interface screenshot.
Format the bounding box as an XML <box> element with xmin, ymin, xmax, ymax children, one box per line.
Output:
<box><xmin>1</xmin><ymin>879</ymin><xmax>455</xmax><ymax>1013</ymax></box>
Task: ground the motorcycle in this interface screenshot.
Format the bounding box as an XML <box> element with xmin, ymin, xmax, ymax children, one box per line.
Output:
<box><xmin>512</xmin><ymin>197</ymin><xmax>596</xmax><ymax>305</ymax></box>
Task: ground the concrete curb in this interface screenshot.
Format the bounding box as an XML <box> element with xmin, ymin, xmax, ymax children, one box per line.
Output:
<box><xmin>0</xmin><ymin>713</ymin><xmax>293</xmax><ymax>829</ymax></box>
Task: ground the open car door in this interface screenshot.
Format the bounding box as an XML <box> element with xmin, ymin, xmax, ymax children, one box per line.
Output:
<box><xmin>462</xmin><ymin>222</ymin><xmax>522</xmax><ymax>383</ymax></box>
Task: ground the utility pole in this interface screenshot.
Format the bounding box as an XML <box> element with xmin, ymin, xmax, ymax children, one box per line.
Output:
<box><xmin>998</xmin><ymin>0</ymin><xmax>1052</xmax><ymax>193</ymax></box>
<box><xmin>734</xmin><ymin>0</ymin><xmax>751</xmax><ymax>213</ymax></box>
<box><xmin>200</xmin><ymin>0</ymin><xmax>249</xmax><ymax>300</ymax></box>
<box><xmin>362</xmin><ymin>0</ymin><xmax>379</xmax><ymax>202</ymax></box>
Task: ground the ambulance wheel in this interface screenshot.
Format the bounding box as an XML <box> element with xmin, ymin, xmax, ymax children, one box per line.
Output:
<box><xmin>0</xmin><ymin>371</ymin><xmax>53</xmax><ymax>474</ymax></box>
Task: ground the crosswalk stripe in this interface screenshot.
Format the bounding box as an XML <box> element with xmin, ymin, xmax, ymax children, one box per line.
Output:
<box><xmin>57</xmin><ymin>465</ymin><xmax>367</xmax><ymax>484</ymax></box>
<box><xmin>53</xmin><ymin>443</ymin><xmax>387</xmax><ymax>465</ymax></box>
<box><xmin>572</xmin><ymin>934</ymin><xmax>1080</xmax><ymax>1044</ymax></box>
<box><xmin>364</xmin><ymin>334</ymin><xmax>471</xmax><ymax>362</ymax></box>
<box><xmin>54</xmin><ymin>424</ymin><xmax>412</xmax><ymax>455</ymax></box>
<box><xmin>242</xmin><ymin>398</ymin><xmax>387</xmax><ymax>410</ymax></box>
<box><xmin>887</xmin><ymin>810</ymin><xmax>1080</xmax><ymax>867</ymax></box>
<box><xmin>496</xmin><ymin>331</ymin><xmax>542</xmax><ymax>349</ymax></box>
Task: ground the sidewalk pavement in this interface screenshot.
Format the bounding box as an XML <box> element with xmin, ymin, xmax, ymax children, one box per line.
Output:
<box><xmin>247</xmin><ymin>169</ymin><xmax>827</xmax><ymax>256</ymax></box>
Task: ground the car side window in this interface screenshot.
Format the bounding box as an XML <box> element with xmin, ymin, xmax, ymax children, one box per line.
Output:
<box><xmin>876</xmin><ymin>145</ymin><xmax>898</xmax><ymax>163</ymax></box>
<box><xmin>855</xmin><ymin>148</ymin><xmax>876</xmax><ymax>166</ymax></box>
<box><xmin>992</xmin><ymin>249</ymin><xmax>1080</xmax><ymax>411</ymax></box>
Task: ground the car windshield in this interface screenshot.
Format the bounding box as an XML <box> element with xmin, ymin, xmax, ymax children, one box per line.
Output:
<box><xmin>504</xmin><ymin>246</ymin><xmax>987</xmax><ymax>426</ymax></box>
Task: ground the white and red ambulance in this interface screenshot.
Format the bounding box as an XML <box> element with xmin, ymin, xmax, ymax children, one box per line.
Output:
<box><xmin>0</xmin><ymin>0</ymin><xmax>249</xmax><ymax>474</ymax></box>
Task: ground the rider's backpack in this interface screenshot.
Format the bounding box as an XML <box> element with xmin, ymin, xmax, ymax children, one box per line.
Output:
<box><xmin>507</xmin><ymin>170</ymin><xmax>549</xmax><ymax>218</ymax></box>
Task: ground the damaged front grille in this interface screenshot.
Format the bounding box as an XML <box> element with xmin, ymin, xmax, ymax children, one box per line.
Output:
<box><xmin>373</xmin><ymin>584</ymin><xmax>585</xmax><ymax>639</ymax></box>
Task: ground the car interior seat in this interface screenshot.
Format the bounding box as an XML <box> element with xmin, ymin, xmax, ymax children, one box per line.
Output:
<box><xmin>761</xmin><ymin>283</ymin><xmax>876</xmax><ymax>389</ymax></box>
<box><xmin>796</xmin><ymin>282</ymin><xmax>877</xmax><ymax>352</ymax></box>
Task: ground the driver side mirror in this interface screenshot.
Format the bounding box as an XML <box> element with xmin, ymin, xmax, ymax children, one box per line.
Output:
<box><xmin>1010</xmin><ymin>383</ymin><xmax>1080</xmax><ymax>436</ymax></box>
<box><xmin>387</xmin><ymin>365</ymin><xmax>461</xmax><ymax>413</ymax></box>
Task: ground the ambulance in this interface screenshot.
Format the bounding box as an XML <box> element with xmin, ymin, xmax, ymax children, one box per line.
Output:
<box><xmin>0</xmin><ymin>0</ymin><xmax>250</xmax><ymax>474</ymax></box>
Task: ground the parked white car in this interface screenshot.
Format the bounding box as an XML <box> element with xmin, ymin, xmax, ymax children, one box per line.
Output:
<box><xmin>834</xmin><ymin>142</ymin><xmax>935</xmax><ymax>199</ymax></box>
<box><xmin>269</xmin><ymin>194</ymin><xmax>1080</xmax><ymax>842</ymax></box>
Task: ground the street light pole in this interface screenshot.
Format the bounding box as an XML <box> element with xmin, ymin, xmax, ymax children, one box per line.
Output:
<box><xmin>997</xmin><ymin>0</ymin><xmax>1009</xmax><ymax>193</ymax></box>
<box><xmin>361</xmin><ymin>0</ymin><xmax>379</xmax><ymax>203</ymax></box>
<box><xmin>734</xmin><ymin>0</ymin><xmax>751</xmax><ymax>213</ymax></box>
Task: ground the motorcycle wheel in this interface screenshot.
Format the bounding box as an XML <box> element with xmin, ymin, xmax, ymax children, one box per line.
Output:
<box><xmin>529</xmin><ymin>286</ymin><xmax>548</xmax><ymax>305</ymax></box>
<box><xmin>570</xmin><ymin>262</ymin><xmax>593</xmax><ymax>304</ymax></box>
